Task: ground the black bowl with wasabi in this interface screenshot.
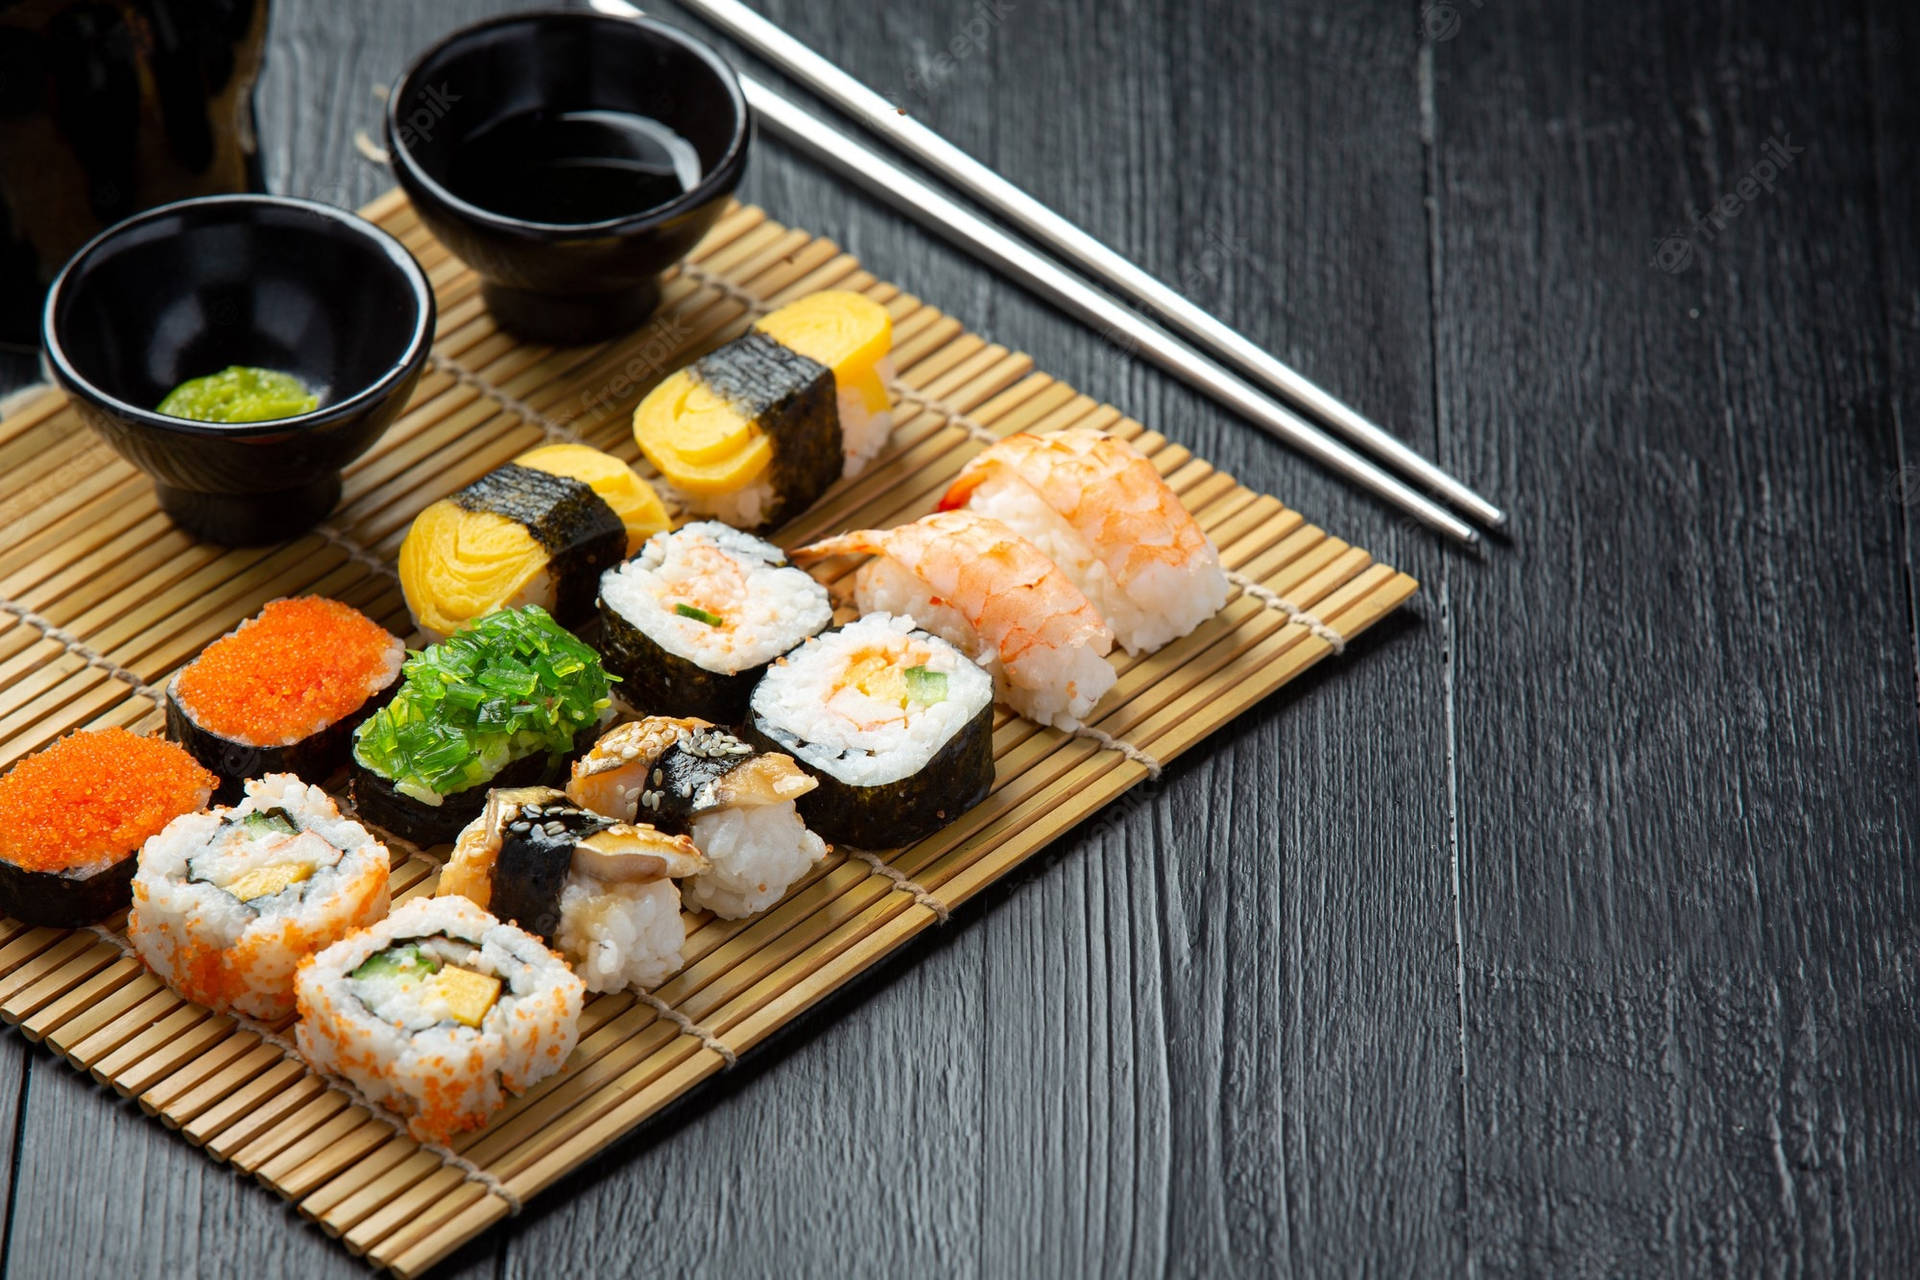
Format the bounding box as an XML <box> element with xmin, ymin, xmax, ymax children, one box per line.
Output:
<box><xmin>41</xmin><ymin>194</ymin><xmax>434</xmax><ymax>545</ymax></box>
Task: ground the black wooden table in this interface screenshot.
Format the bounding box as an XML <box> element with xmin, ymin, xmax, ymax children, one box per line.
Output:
<box><xmin>2</xmin><ymin>0</ymin><xmax>1915</xmax><ymax>1274</ymax></box>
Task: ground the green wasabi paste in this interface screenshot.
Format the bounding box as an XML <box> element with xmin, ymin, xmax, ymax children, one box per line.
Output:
<box><xmin>156</xmin><ymin>366</ymin><xmax>319</xmax><ymax>423</ymax></box>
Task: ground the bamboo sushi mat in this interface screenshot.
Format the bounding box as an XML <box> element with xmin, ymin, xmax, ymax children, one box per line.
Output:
<box><xmin>0</xmin><ymin>188</ymin><xmax>1416</xmax><ymax>1274</ymax></box>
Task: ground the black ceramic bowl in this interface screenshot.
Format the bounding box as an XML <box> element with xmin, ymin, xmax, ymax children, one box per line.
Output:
<box><xmin>42</xmin><ymin>195</ymin><xmax>434</xmax><ymax>546</ymax></box>
<box><xmin>387</xmin><ymin>10</ymin><xmax>750</xmax><ymax>346</ymax></box>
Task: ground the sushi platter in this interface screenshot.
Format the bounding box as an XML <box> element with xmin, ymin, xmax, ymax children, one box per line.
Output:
<box><xmin>0</xmin><ymin>188</ymin><xmax>1415</xmax><ymax>1275</ymax></box>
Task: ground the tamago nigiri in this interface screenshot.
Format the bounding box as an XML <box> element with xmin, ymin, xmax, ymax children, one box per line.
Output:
<box><xmin>633</xmin><ymin>290</ymin><xmax>893</xmax><ymax>530</ymax></box>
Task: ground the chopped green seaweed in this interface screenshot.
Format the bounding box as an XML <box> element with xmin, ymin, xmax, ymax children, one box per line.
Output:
<box><xmin>350</xmin><ymin>606</ymin><xmax>613</xmax><ymax>805</ymax></box>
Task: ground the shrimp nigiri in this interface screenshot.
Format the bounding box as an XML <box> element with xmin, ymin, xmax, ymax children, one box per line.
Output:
<box><xmin>792</xmin><ymin>510</ymin><xmax>1116</xmax><ymax>728</ymax></box>
<box><xmin>940</xmin><ymin>428</ymin><xmax>1229</xmax><ymax>654</ymax></box>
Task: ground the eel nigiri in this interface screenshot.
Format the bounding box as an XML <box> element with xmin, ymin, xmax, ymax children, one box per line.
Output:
<box><xmin>568</xmin><ymin>717</ymin><xmax>827</xmax><ymax>919</ymax></box>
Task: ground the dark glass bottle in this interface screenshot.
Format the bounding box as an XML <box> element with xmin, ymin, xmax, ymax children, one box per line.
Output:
<box><xmin>0</xmin><ymin>0</ymin><xmax>269</xmax><ymax>349</ymax></box>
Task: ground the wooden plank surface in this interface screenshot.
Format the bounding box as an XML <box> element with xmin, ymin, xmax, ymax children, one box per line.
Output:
<box><xmin>1429</xmin><ymin>0</ymin><xmax>1920</xmax><ymax>1273</ymax></box>
<box><xmin>1</xmin><ymin>0</ymin><xmax>1916</xmax><ymax>1277</ymax></box>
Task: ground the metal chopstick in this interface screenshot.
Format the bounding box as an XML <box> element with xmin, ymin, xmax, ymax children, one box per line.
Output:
<box><xmin>661</xmin><ymin>0</ymin><xmax>1507</xmax><ymax>532</ymax></box>
<box><xmin>590</xmin><ymin>0</ymin><xmax>1478</xmax><ymax>544</ymax></box>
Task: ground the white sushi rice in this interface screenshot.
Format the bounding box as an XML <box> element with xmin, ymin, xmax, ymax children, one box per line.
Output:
<box><xmin>295</xmin><ymin>895</ymin><xmax>583</xmax><ymax>1142</ymax></box>
<box><xmin>854</xmin><ymin>559</ymin><xmax>1115</xmax><ymax>726</ymax></box>
<box><xmin>130</xmin><ymin>774</ymin><xmax>391</xmax><ymax>1020</ymax></box>
<box><xmin>753</xmin><ymin>614</ymin><xmax>994</xmax><ymax>786</ymax></box>
<box><xmin>683</xmin><ymin>803</ymin><xmax>828</xmax><ymax>919</ymax></box>
<box><xmin>704</xmin><ymin>477</ymin><xmax>775</xmax><ymax>530</ymax></box>
<box><xmin>963</xmin><ymin>476</ymin><xmax>1228</xmax><ymax>654</ymax></box>
<box><xmin>600</xmin><ymin>522</ymin><xmax>832</xmax><ymax>675</ymax></box>
<box><xmin>839</xmin><ymin>355</ymin><xmax>897</xmax><ymax>477</ymax></box>
<box><xmin>555</xmin><ymin>875</ymin><xmax>687</xmax><ymax>993</ymax></box>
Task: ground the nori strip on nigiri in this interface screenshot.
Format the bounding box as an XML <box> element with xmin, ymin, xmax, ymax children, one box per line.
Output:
<box><xmin>687</xmin><ymin>333</ymin><xmax>841</xmax><ymax>530</ymax></box>
<box><xmin>449</xmin><ymin>465</ymin><xmax>626</xmax><ymax>624</ymax></box>
<box><xmin>630</xmin><ymin>725</ymin><xmax>760</xmax><ymax>833</ymax></box>
<box><xmin>490</xmin><ymin>800</ymin><xmax>614</xmax><ymax>942</ymax></box>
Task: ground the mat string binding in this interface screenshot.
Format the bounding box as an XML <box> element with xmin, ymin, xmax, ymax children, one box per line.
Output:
<box><xmin>1059</xmin><ymin>720</ymin><xmax>1164</xmax><ymax>779</ymax></box>
<box><xmin>675</xmin><ymin>259</ymin><xmax>774</xmax><ymax>318</ymax></box>
<box><xmin>636</xmin><ymin>991</ymin><xmax>737</xmax><ymax>1067</ymax></box>
<box><xmin>353</xmin><ymin>130</ymin><xmax>389</xmax><ymax>166</ymax></box>
<box><xmin>309</xmin><ymin>522</ymin><xmax>400</xmax><ymax>584</ymax></box>
<box><xmin>0</xmin><ymin>598</ymin><xmax>164</xmax><ymax>704</ymax></box>
<box><xmin>886</xmin><ymin>383</ymin><xmax>999</xmax><ymax>447</ymax></box>
<box><xmin>845</xmin><ymin>849</ymin><xmax>951</xmax><ymax>923</ymax></box>
<box><xmin>1226</xmin><ymin>569</ymin><xmax>1346</xmax><ymax>653</ymax></box>
<box><xmin>427</xmin><ymin>352</ymin><xmax>596</xmax><ymax>449</ymax></box>
<box><xmin>82</xmin><ymin>927</ymin><xmax>523</xmax><ymax>1213</ymax></box>
<box><xmin>426</xmin><ymin>352</ymin><xmax>694</xmax><ymax>517</ymax></box>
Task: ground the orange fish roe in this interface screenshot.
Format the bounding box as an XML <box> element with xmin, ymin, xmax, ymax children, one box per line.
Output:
<box><xmin>0</xmin><ymin>729</ymin><xmax>216</xmax><ymax>871</ymax></box>
<box><xmin>175</xmin><ymin>597</ymin><xmax>399</xmax><ymax>744</ymax></box>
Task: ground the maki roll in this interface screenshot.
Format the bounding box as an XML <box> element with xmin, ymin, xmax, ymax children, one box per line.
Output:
<box><xmin>294</xmin><ymin>895</ymin><xmax>584</xmax><ymax>1142</ymax></box>
<box><xmin>166</xmin><ymin>597</ymin><xmax>405</xmax><ymax>797</ymax></box>
<box><xmin>568</xmin><ymin>718</ymin><xmax>828</xmax><ymax>919</ymax></box>
<box><xmin>348</xmin><ymin>606</ymin><xmax>615</xmax><ymax>847</ymax></box>
<box><xmin>596</xmin><ymin>522</ymin><xmax>834</xmax><ymax>723</ymax></box>
<box><xmin>129</xmin><ymin>774</ymin><xmax>391</xmax><ymax>1020</ymax></box>
<box><xmin>633</xmin><ymin>290</ymin><xmax>893</xmax><ymax>530</ymax></box>
<box><xmin>439</xmin><ymin>787</ymin><xmax>706</xmax><ymax>992</ymax></box>
<box><xmin>0</xmin><ymin>729</ymin><xmax>216</xmax><ymax>927</ymax></box>
<box><xmin>400</xmin><ymin>444</ymin><xmax>669</xmax><ymax>640</ymax></box>
<box><xmin>941</xmin><ymin>428</ymin><xmax>1229</xmax><ymax>654</ymax></box>
<box><xmin>794</xmin><ymin>510</ymin><xmax>1117</xmax><ymax>728</ymax></box>
<box><xmin>749</xmin><ymin>614</ymin><xmax>995</xmax><ymax>849</ymax></box>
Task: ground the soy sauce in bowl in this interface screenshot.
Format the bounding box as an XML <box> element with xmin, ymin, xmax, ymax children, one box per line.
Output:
<box><xmin>385</xmin><ymin>11</ymin><xmax>750</xmax><ymax>345</ymax></box>
<box><xmin>445</xmin><ymin>108</ymin><xmax>704</xmax><ymax>226</ymax></box>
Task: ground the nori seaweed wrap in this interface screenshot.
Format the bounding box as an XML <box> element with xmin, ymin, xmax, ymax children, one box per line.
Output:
<box><xmin>166</xmin><ymin>597</ymin><xmax>405</xmax><ymax>801</ymax></box>
<box><xmin>596</xmin><ymin>522</ymin><xmax>832</xmax><ymax>723</ymax></box>
<box><xmin>747</xmin><ymin>614</ymin><xmax>996</xmax><ymax>849</ymax></box>
<box><xmin>0</xmin><ymin>729</ymin><xmax>217</xmax><ymax>927</ymax></box>
<box><xmin>400</xmin><ymin>447</ymin><xmax>649</xmax><ymax>639</ymax></box>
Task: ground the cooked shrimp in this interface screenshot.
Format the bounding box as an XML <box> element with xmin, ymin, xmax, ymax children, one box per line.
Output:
<box><xmin>939</xmin><ymin>428</ymin><xmax>1229</xmax><ymax>654</ymax></box>
<box><xmin>793</xmin><ymin>510</ymin><xmax>1116</xmax><ymax>727</ymax></box>
<box><xmin>942</xmin><ymin>428</ymin><xmax>1214</xmax><ymax>584</ymax></box>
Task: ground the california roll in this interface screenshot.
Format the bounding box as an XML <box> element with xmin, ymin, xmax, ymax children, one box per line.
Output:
<box><xmin>294</xmin><ymin>895</ymin><xmax>584</xmax><ymax>1142</ymax></box>
<box><xmin>130</xmin><ymin>774</ymin><xmax>391</xmax><ymax>1019</ymax></box>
